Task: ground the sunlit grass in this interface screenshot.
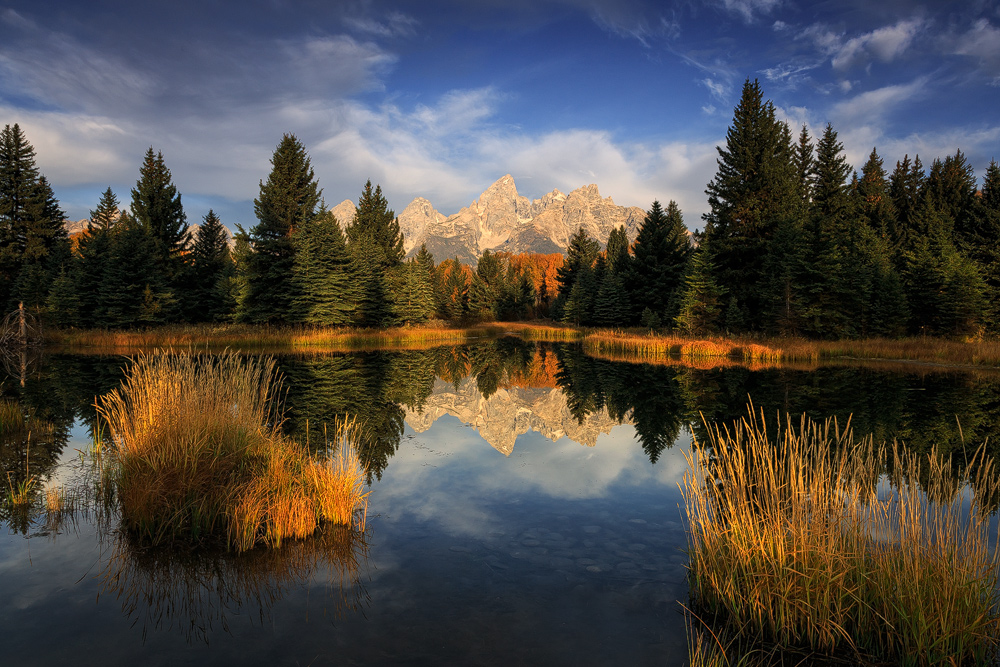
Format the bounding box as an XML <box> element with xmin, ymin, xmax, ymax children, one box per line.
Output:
<box><xmin>683</xmin><ymin>409</ymin><xmax>1000</xmax><ymax>665</ymax></box>
<box><xmin>96</xmin><ymin>352</ymin><xmax>369</xmax><ymax>551</ymax></box>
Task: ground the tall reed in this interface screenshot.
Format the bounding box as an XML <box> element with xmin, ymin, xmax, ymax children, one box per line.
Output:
<box><xmin>97</xmin><ymin>352</ymin><xmax>369</xmax><ymax>551</ymax></box>
<box><xmin>683</xmin><ymin>409</ymin><xmax>1000</xmax><ymax>664</ymax></box>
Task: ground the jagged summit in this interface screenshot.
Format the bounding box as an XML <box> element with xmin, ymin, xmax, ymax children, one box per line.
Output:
<box><xmin>332</xmin><ymin>175</ymin><xmax>646</xmax><ymax>263</ymax></box>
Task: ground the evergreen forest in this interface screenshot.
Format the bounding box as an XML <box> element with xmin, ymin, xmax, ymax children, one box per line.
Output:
<box><xmin>3</xmin><ymin>79</ymin><xmax>999</xmax><ymax>339</ymax></box>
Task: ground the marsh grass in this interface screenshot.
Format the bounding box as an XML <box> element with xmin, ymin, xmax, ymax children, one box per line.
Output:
<box><xmin>683</xmin><ymin>409</ymin><xmax>1000</xmax><ymax>665</ymax></box>
<box><xmin>97</xmin><ymin>352</ymin><xmax>369</xmax><ymax>551</ymax></box>
<box><xmin>584</xmin><ymin>332</ymin><xmax>785</xmax><ymax>366</ymax></box>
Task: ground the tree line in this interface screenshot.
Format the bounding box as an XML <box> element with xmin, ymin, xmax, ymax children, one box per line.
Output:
<box><xmin>553</xmin><ymin>79</ymin><xmax>1000</xmax><ymax>338</ymax></box>
<box><xmin>3</xmin><ymin>79</ymin><xmax>999</xmax><ymax>338</ymax></box>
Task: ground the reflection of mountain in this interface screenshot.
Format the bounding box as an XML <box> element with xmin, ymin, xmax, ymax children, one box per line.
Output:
<box><xmin>405</xmin><ymin>377</ymin><xmax>629</xmax><ymax>455</ymax></box>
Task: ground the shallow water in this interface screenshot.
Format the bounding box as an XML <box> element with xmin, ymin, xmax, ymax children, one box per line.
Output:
<box><xmin>3</xmin><ymin>342</ymin><xmax>1000</xmax><ymax>665</ymax></box>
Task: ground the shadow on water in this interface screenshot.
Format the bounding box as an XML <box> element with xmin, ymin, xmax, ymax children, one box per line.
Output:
<box><xmin>98</xmin><ymin>524</ymin><xmax>372</xmax><ymax>645</ymax></box>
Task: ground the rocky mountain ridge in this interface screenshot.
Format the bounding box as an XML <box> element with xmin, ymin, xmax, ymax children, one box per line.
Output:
<box><xmin>332</xmin><ymin>175</ymin><xmax>645</xmax><ymax>263</ymax></box>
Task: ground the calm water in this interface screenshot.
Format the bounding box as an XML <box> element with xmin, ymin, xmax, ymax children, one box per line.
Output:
<box><xmin>3</xmin><ymin>341</ymin><xmax>1000</xmax><ymax>665</ymax></box>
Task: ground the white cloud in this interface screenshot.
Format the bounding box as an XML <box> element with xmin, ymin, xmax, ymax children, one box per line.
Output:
<box><xmin>950</xmin><ymin>18</ymin><xmax>1000</xmax><ymax>83</ymax></box>
<box><xmin>796</xmin><ymin>18</ymin><xmax>925</xmax><ymax>72</ymax></box>
<box><xmin>702</xmin><ymin>77</ymin><xmax>729</xmax><ymax>100</ymax></box>
<box><xmin>830</xmin><ymin>77</ymin><xmax>929</xmax><ymax>125</ymax></box>
<box><xmin>344</xmin><ymin>11</ymin><xmax>418</xmax><ymax>38</ymax></box>
<box><xmin>718</xmin><ymin>0</ymin><xmax>782</xmax><ymax>23</ymax></box>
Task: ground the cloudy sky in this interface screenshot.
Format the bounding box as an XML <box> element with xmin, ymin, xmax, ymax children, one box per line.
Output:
<box><xmin>2</xmin><ymin>0</ymin><xmax>998</xmax><ymax>231</ymax></box>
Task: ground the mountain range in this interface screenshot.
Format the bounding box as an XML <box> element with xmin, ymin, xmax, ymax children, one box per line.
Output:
<box><xmin>333</xmin><ymin>174</ymin><xmax>645</xmax><ymax>264</ymax></box>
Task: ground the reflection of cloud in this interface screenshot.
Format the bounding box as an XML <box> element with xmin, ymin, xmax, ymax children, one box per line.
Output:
<box><xmin>375</xmin><ymin>418</ymin><xmax>689</xmax><ymax>540</ymax></box>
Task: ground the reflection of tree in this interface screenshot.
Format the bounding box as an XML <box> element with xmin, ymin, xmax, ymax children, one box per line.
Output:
<box><xmin>553</xmin><ymin>345</ymin><xmax>687</xmax><ymax>463</ymax></box>
<box><xmin>100</xmin><ymin>524</ymin><xmax>370</xmax><ymax>644</ymax></box>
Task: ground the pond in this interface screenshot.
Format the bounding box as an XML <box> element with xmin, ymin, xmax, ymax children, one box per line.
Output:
<box><xmin>3</xmin><ymin>340</ymin><xmax>1000</xmax><ymax>665</ymax></box>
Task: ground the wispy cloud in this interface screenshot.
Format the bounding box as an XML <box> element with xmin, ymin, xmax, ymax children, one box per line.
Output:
<box><xmin>948</xmin><ymin>18</ymin><xmax>1000</xmax><ymax>84</ymax></box>
<box><xmin>831</xmin><ymin>18</ymin><xmax>926</xmax><ymax>70</ymax></box>
<box><xmin>794</xmin><ymin>17</ymin><xmax>926</xmax><ymax>73</ymax></box>
<box><xmin>716</xmin><ymin>0</ymin><xmax>782</xmax><ymax>24</ymax></box>
<box><xmin>344</xmin><ymin>11</ymin><xmax>419</xmax><ymax>38</ymax></box>
<box><xmin>830</xmin><ymin>77</ymin><xmax>928</xmax><ymax>125</ymax></box>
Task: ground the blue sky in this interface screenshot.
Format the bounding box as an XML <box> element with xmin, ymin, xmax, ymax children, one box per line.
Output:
<box><xmin>1</xmin><ymin>0</ymin><xmax>998</xmax><ymax>232</ymax></box>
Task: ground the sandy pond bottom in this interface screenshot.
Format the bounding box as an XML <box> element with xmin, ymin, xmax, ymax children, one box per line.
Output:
<box><xmin>1</xmin><ymin>416</ymin><xmax>691</xmax><ymax>666</ymax></box>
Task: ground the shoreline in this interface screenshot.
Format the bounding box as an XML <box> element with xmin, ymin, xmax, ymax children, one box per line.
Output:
<box><xmin>40</xmin><ymin>322</ymin><xmax>1000</xmax><ymax>370</ymax></box>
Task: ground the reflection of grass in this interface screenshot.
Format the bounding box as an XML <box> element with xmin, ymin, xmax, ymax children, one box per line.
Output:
<box><xmin>101</xmin><ymin>523</ymin><xmax>370</xmax><ymax>644</ymax></box>
<box><xmin>0</xmin><ymin>398</ymin><xmax>55</xmax><ymax>439</ymax></box>
<box><xmin>97</xmin><ymin>352</ymin><xmax>369</xmax><ymax>551</ymax></box>
<box><xmin>683</xmin><ymin>410</ymin><xmax>1000</xmax><ymax>665</ymax></box>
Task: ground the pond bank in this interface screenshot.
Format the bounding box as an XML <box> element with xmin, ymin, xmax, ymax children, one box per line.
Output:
<box><xmin>43</xmin><ymin>323</ymin><xmax>1000</xmax><ymax>370</ymax></box>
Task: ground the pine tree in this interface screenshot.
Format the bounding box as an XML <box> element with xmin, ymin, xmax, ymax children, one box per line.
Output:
<box><xmin>290</xmin><ymin>210</ymin><xmax>358</xmax><ymax>326</ymax></box>
<box><xmin>702</xmin><ymin>79</ymin><xmax>798</xmax><ymax>331</ymax></box>
<box><xmin>130</xmin><ymin>148</ymin><xmax>189</xmax><ymax>318</ymax></box>
<box><xmin>627</xmin><ymin>200</ymin><xmax>692</xmax><ymax>326</ymax></box>
<box><xmin>0</xmin><ymin>124</ymin><xmax>70</xmax><ymax>311</ymax></box>
<box><xmin>15</xmin><ymin>175</ymin><xmax>69</xmax><ymax>310</ymax></box>
<box><xmin>468</xmin><ymin>250</ymin><xmax>506</xmax><ymax>321</ymax></box>
<box><xmin>74</xmin><ymin>190</ymin><xmax>120</xmax><ymax>327</ymax></box>
<box><xmin>242</xmin><ymin>134</ymin><xmax>321</xmax><ymax>323</ymax></box>
<box><xmin>982</xmin><ymin>160</ymin><xmax>1000</xmax><ymax>213</ymax></box>
<box><xmin>347</xmin><ymin>180</ymin><xmax>404</xmax><ymax>268</ymax></box>
<box><xmin>856</xmin><ymin>148</ymin><xmax>896</xmax><ymax>240</ymax></box>
<box><xmin>675</xmin><ymin>239</ymin><xmax>725</xmax><ymax>335</ymax></box>
<box><xmin>387</xmin><ymin>259</ymin><xmax>435</xmax><ymax>325</ymax></box>
<box><xmin>556</xmin><ymin>227</ymin><xmax>600</xmax><ymax>301</ymax></box>
<box><xmin>346</xmin><ymin>180</ymin><xmax>404</xmax><ymax>326</ymax></box>
<box><xmin>792</xmin><ymin>125</ymin><xmax>815</xmax><ymax>206</ymax></box>
<box><xmin>435</xmin><ymin>258</ymin><xmax>470</xmax><ymax>321</ymax></box>
<box><xmin>101</xmin><ymin>212</ymin><xmax>174</xmax><ymax>328</ymax></box>
<box><xmin>605</xmin><ymin>225</ymin><xmax>631</xmax><ymax>275</ymax></box>
<box><xmin>799</xmin><ymin>124</ymin><xmax>856</xmax><ymax>338</ymax></box>
<box><xmin>888</xmin><ymin>155</ymin><xmax>926</xmax><ymax>253</ymax></box>
<box><xmin>188</xmin><ymin>210</ymin><xmax>234</xmax><ymax>322</ymax></box>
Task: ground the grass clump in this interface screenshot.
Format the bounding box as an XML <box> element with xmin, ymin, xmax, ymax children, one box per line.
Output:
<box><xmin>683</xmin><ymin>409</ymin><xmax>1000</xmax><ymax>665</ymax></box>
<box><xmin>97</xmin><ymin>352</ymin><xmax>368</xmax><ymax>552</ymax></box>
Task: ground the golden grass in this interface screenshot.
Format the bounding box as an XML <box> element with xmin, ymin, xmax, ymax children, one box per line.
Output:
<box><xmin>46</xmin><ymin>323</ymin><xmax>571</xmax><ymax>354</ymax></box>
<box><xmin>583</xmin><ymin>332</ymin><xmax>785</xmax><ymax>366</ymax></box>
<box><xmin>683</xmin><ymin>409</ymin><xmax>1000</xmax><ymax>664</ymax></box>
<box><xmin>96</xmin><ymin>352</ymin><xmax>369</xmax><ymax>551</ymax></box>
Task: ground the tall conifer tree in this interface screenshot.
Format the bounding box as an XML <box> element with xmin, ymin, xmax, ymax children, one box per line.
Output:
<box><xmin>628</xmin><ymin>200</ymin><xmax>692</xmax><ymax>325</ymax></box>
<box><xmin>703</xmin><ymin>79</ymin><xmax>797</xmax><ymax>331</ymax></box>
<box><xmin>242</xmin><ymin>134</ymin><xmax>321</xmax><ymax>323</ymax></box>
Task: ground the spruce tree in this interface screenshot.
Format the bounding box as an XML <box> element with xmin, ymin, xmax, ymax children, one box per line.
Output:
<box><xmin>74</xmin><ymin>190</ymin><xmax>120</xmax><ymax>327</ymax></box>
<box><xmin>130</xmin><ymin>148</ymin><xmax>189</xmax><ymax>318</ymax></box>
<box><xmin>346</xmin><ymin>180</ymin><xmax>404</xmax><ymax>326</ymax></box>
<box><xmin>982</xmin><ymin>160</ymin><xmax>1000</xmax><ymax>213</ymax></box>
<box><xmin>290</xmin><ymin>210</ymin><xmax>358</xmax><ymax>326</ymax></box>
<box><xmin>468</xmin><ymin>250</ymin><xmax>506</xmax><ymax>321</ymax></box>
<box><xmin>101</xmin><ymin>212</ymin><xmax>174</xmax><ymax>328</ymax></box>
<box><xmin>243</xmin><ymin>134</ymin><xmax>321</xmax><ymax>323</ymax></box>
<box><xmin>556</xmin><ymin>227</ymin><xmax>600</xmax><ymax>301</ymax></box>
<box><xmin>0</xmin><ymin>124</ymin><xmax>70</xmax><ymax>311</ymax></box>
<box><xmin>387</xmin><ymin>259</ymin><xmax>435</xmax><ymax>325</ymax></box>
<box><xmin>856</xmin><ymin>148</ymin><xmax>897</xmax><ymax>240</ymax></box>
<box><xmin>702</xmin><ymin>79</ymin><xmax>798</xmax><ymax>331</ymax></box>
<box><xmin>674</xmin><ymin>237</ymin><xmax>725</xmax><ymax>336</ymax></box>
<box><xmin>188</xmin><ymin>210</ymin><xmax>234</xmax><ymax>322</ymax></box>
<box><xmin>792</xmin><ymin>125</ymin><xmax>815</xmax><ymax>206</ymax></box>
<box><xmin>627</xmin><ymin>200</ymin><xmax>692</xmax><ymax>326</ymax></box>
<box><xmin>799</xmin><ymin>124</ymin><xmax>856</xmax><ymax>338</ymax></box>
<box><xmin>605</xmin><ymin>225</ymin><xmax>631</xmax><ymax>275</ymax></box>
<box><xmin>15</xmin><ymin>175</ymin><xmax>69</xmax><ymax>310</ymax></box>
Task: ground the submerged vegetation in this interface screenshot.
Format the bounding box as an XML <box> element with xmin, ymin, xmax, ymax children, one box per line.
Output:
<box><xmin>683</xmin><ymin>410</ymin><xmax>1000</xmax><ymax>665</ymax></box>
<box><xmin>96</xmin><ymin>352</ymin><xmax>368</xmax><ymax>551</ymax></box>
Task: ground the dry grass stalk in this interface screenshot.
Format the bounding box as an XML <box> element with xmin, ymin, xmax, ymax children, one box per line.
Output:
<box><xmin>97</xmin><ymin>352</ymin><xmax>369</xmax><ymax>551</ymax></box>
<box><xmin>683</xmin><ymin>409</ymin><xmax>1000</xmax><ymax>665</ymax></box>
